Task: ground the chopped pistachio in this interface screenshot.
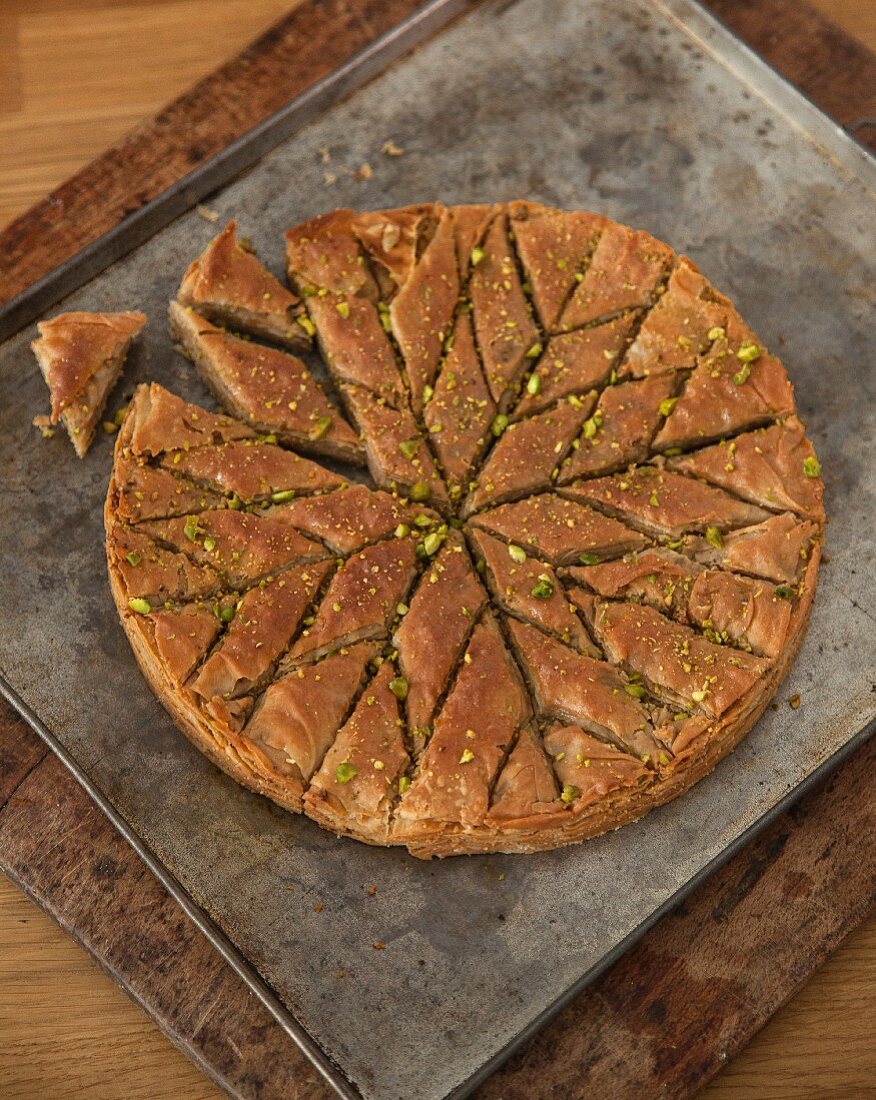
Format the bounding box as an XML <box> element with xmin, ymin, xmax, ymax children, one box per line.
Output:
<box><xmin>470</xmin><ymin>246</ymin><xmax>485</xmax><ymax>266</ymax></box>
<box><xmin>508</xmin><ymin>544</ymin><xmax>527</xmax><ymax>564</ymax></box>
<box><xmin>297</xmin><ymin>314</ymin><xmax>316</xmax><ymax>337</ymax></box>
<box><xmin>774</xmin><ymin>585</ymin><xmax>794</xmax><ymax>600</ymax></box>
<box><xmin>409</xmin><ymin>480</ymin><xmax>430</xmax><ymax>502</ymax></box>
<box><xmin>690</xmin><ymin>688</ymin><xmax>708</xmax><ymax>703</ymax></box>
<box><xmin>102</xmin><ymin>420</ymin><xmax>119</xmax><ymax>434</ymax></box>
<box><xmin>525</xmin><ymin>341</ymin><xmax>543</xmax><ymax>359</ymax></box>
<box><xmin>336</xmin><ymin>301</ymin><xmax>350</xmax><ymax>319</ymax></box>
<box><xmin>128</xmin><ymin>597</ymin><xmax>151</xmax><ymax>615</ymax></box>
<box><xmin>203</xmin><ymin>536</ymin><xmax>217</xmax><ymax>552</ymax></box>
<box><xmin>491</xmin><ymin>413</ymin><xmax>509</xmax><ymax>437</ymax></box>
<box><xmin>732</xmin><ymin>361</ymin><xmax>751</xmax><ymax>386</ymax></box>
<box><xmin>217</xmin><ymin>604</ymin><xmax>235</xmax><ymax>623</ymax></box>
<box><xmin>705</xmin><ymin>525</ymin><xmax>724</xmax><ymax>549</ymax></box>
<box><xmin>422</xmin><ymin>384</ymin><xmax>434</xmax><ymax>404</ymax></box>
<box><xmin>578</xmin><ymin>552</ymin><xmax>601</xmax><ymax>565</ymax></box>
<box><xmin>422</xmin><ymin>529</ymin><xmax>445</xmax><ymax>556</ymax></box>
<box><xmin>398</xmin><ymin>775</ymin><xmax>411</xmax><ymax>794</ymax></box>
<box><xmin>389</xmin><ymin>676</ymin><xmax>409</xmax><ymax>700</ymax></box>
<box><xmin>707</xmin><ymin>325</ymin><xmax>726</xmax><ymax>341</ymax></box>
<box><xmin>413</xmin><ymin>513</ymin><xmax>433</xmax><ymax>528</ymax></box>
<box><xmin>526</xmin><ymin>373</ymin><xmax>542</xmax><ymax>396</ymax></box>
<box><xmin>125</xmin><ymin>551</ymin><xmax>142</xmax><ymax>567</ymax></box>
<box><xmin>309</xmin><ymin>416</ymin><xmax>332</xmax><ymax>440</ymax></box>
<box><xmin>560</xmin><ymin>784</ymin><xmax>579</xmax><ymax>804</ymax></box>
<box><xmin>271</xmin><ymin>489</ymin><xmax>296</xmax><ymax>504</ymax></box>
<box><xmin>736</xmin><ymin>340</ymin><xmax>761</xmax><ymax>364</ymax></box>
<box><xmin>531</xmin><ymin>577</ymin><xmax>554</xmax><ymax>600</ymax></box>
<box><xmin>802</xmin><ymin>455</ymin><xmax>821</xmax><ymax>478</ymax></box>
<box><xmin>399</xmin><ymin>437</ymin><xmax>420</xmax><ymax>459</ymax></box>
<box><xmin>395</xmin><ymin>523</ymin><xmax>410</xmax><ymax>538</ymax></box>
<box><xmin>582</xmin><ymin>415</ymin><xmax>600</xmax><ymax>439</ymax></box>
<box><xmin>335</xmin><ymin>762</ymin><xmax>358</xmax><ymax>784</ymax></box>
<box><xmin>658</xmin><ymin>397</ymin><xmax>678</xmax><ymax>417</ymax></box>
<box><xmin>396</xmin><ymin>602</ymin><xmax>409</xmax><ymax>616</ymax></box>
<box><xmin>183</xmin><ymin>515</ymin><xmax>201</xmax><ymax>542</ymax></box>
<box><xmin>459</xmin><ymin>748</ymin><xmax>475</xmax><ymax>764</ymax></box>
<box><xmin>624</xmin><ymin>682</ymin><xmax>646</xmax><ymax>699</ymax></box>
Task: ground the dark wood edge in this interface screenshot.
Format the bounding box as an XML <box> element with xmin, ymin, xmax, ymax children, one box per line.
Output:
<box><xmin>1</xmin><ymin>1</ymin><xmax>875</xmax><ymax>1098</ymax></box>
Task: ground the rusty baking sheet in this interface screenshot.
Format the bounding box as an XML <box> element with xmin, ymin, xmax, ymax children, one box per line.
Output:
<box><xmin>0</xmin><ymin>1</ymin><xmax>874</xmax><ymax>1098</ymax></box>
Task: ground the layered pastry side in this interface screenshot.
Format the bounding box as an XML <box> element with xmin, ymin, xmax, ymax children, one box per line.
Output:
<box><xmin>106</xmin><ymin>203</ymin><xmax>824</xmax><ymax>857</ymax></box>
<box><xmin>33</xmin><ymin>310</ymin><xmax>146</xmax><ymax>456</ymax></box>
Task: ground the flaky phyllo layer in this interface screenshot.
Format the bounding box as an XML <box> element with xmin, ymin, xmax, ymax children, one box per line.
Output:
<box><xmin>106</xmin><ymin>203</ymin><xmax>824</xmax><ymax>856</ymax></box>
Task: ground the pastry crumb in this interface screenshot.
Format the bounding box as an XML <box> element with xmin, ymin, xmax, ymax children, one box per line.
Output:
<box><xmin>196</xmin><ymin>204</ymin><xmax>219</xmax><ymax>223</ymax></box>
<box><xmin>381</xmin><ymin>139</ymin><xmax>404</xmax><ymax>156</ymax></box>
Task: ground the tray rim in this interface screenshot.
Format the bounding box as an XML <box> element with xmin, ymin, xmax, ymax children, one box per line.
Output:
<box><xmin>2</xmin><ymin>0</ymin><xmax>875</xmax><ymax>1097</ymax></box>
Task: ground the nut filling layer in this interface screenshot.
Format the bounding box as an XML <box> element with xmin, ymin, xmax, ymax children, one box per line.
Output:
<box><xmin>106</xmin><ymin>202</ymin><xmax>824</xmax><ymax>857</ymax></box>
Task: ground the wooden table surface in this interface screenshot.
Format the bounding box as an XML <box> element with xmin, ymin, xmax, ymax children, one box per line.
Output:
<box><xmin>1</xmin><ymin>3</ymin><xmax>874</xmax><ymax>1098</ymax></box>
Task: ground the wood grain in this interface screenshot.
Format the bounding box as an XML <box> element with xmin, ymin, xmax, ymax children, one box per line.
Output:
<box><xmin>0</xmin><ymin>1</ymin><xmax>874</xmax><ymax>1098</ymax></box>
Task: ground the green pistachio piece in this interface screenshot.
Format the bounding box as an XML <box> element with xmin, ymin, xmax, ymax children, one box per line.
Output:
<box><xmin>491</xmin><ymin>413</ymin><xmax>509</xmax><ymax>437</ymax></box>
<box><xmin>802</xmin><ymin>455</ymin><xmax>821</xmax><ymax>478</ymax></box>
<box><xmin>335</xmin><ymin>762</ymin><xmax>358</xmax><ymax>784</ymax></box>
<box><xmin>705</xmin><ymin>526</ymin><xmax>724</xmax><ymax>548</ymax></box>
<box><xmin>389</xmin><ymin>677</ymin><xmax>409</xmax><ymax>700</ymax></box>
<box><xmin>128</xmin><ymin>597</ymin><xmax>151</xmax><ymax>615</ymax></box>
<box><xmin>309</xmin><ymin>416</ymin><xmax>332</xmax><ymax>440</ymax></box>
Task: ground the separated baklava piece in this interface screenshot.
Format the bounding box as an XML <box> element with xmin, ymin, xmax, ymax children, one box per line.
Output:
<box><xmin>32</xmin><ymin>310</ymin><xmax>146</xmax><ymax>457</ymax></box>
<box><xmin>178</xmin><ymin>220</ymin><xmax>311</xmax><ymax>350</ymax></box>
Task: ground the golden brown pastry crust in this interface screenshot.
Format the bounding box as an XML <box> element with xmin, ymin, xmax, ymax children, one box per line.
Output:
<box><xmin>32</xmin><ymin>310</ymin><xmax>146</xmax><ymax>456</ymax></box>
<box><xmin>109</xmin><ymin>203</ymin><xmax>824</xmax><ymax>857</ymax></box>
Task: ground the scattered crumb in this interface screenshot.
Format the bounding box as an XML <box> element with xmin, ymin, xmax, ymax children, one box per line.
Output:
<box><xmin>821</xmin><ymin>553</ymin><xmax>831</xmax><ymax>564</ymax></box>
<box><xmin>788</xmin><ymin>693</ymin><xmax>801</xmax><ymax>710</ymax></box>
<box><xmin>498</xmin><ymin>872</ymin><xmax>505</xmax><ymax>881</ymax></box>
<box><xmin>381</xmin><ymin>139</ymin><xmax>404</xmax><ymax>157</ymax></box>
<box><xmin>336</xmin><ymin>969</ymin><xmax>347</xmax><ymax>979</ymax></box>
<box><xmin>367</xmin><ymin>884</ymin><xmax>377</xmax><ymax>896</ymax></box>
<box><xmin>32</xmin><ymin>414</ymin><xmax>54</xmax><ymax>438</ymax></box>
<box><xmin>313</xmin><ymin>902</ymin><xmax>324</xmax><ymax>913</ymax></box>
<box><xmin>319</xmin><ymin>145</ymin><xmax>331</xmax><ymax>163</ymax></box>
<box><xmin>237</xmin><ymin>236</ymin><xmax>255</xmax><ymax>253</ymax></box>
<box><xmin>770</xmin><ymin>702</ymin><xmax>779</xmax><ymax>711</ymax></box>
<box><xmin>196</xmin><ymin>204</ymin><xmax>219</xmax><ymax>223</ymax></box>
<box><xmin>372</xmin><ymin>940</ymin><xmax>386</xmax><ymax>950</ymax></box>
<box><xmin>323</xmin><ymin>172</ymin><xmax>337</xmax><ymax>187</ymax></box>
<box><xmin>417</xmin><ymin>959</ymin><xmax>426</xmax><ymax>966</ymax></box>
<box><xmin>354</xmin><ymin>163</ymin><xmax>373</xmax><ymax>181</ymax></box>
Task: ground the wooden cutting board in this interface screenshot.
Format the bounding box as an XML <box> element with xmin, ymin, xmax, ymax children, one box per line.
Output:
<box><xmin>1</xmin><ymin>2</ymin><xmax>874</xmax><ymax>1097</ymax></box>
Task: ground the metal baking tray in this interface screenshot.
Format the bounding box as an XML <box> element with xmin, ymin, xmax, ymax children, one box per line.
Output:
<box><xmin>1</xmin><ymin>1</ymin><xmax>873</xmax><ymax>1098</ymax></box>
